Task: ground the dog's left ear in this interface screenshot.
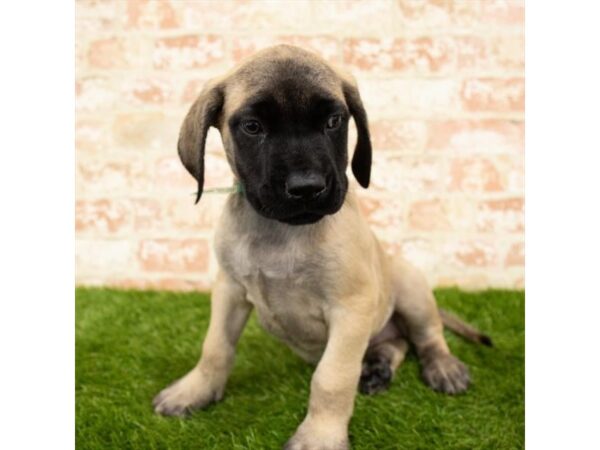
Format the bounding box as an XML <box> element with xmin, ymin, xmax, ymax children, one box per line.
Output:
<box><xmin>342</xmin><ymin>78</ymin><xmax>372</xmax><ymax>188</ymax></box>
<box><xmin>178</xmin><ymin>79</ymin><xmax>224</xmax><ymax>203</ymax></box>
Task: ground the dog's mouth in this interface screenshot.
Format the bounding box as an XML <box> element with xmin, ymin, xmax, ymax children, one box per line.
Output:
<box><xmin>277</xmin><ymin>211</ymin><xmax>324</xmax><ymax>225</ymax></box>
<box><xmin>250</xmin><ymin>190</ymin><xmax>342</xmax><ymax>226</ymax></box>
<box><xmin>266</xmin><ymin>190</ymin><xmax>344</xmax><ymax>225</ymax></box>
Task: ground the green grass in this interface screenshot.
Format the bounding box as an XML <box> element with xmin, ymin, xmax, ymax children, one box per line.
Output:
<box><xmin>76</xmin><ymin>287</ymin><xmax>524</xmax><ymax>450</ymax></box>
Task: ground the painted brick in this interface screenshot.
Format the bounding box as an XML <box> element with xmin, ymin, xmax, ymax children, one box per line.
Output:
<box><xmin>399</xmin><ymin>237</ymin><xmax>441</xmax><ymax>276</ymax></box>
<box><xmin>75</xmin><ymin>0</ymin><xmax>125</xmax><ymax>33</ymax></box>
<box><xmin>480</xmin><ymin>0</ymin><xmax>525</xmax><ymax>27</ymax></box>
<box><xmin>132</xmin><ymin>198</ymin><xmax>163</xmax><ymax>232</ymax></box>
<box><xmin>447</xmin><ymin>0</ymin><xmax>480</xmax><ymax>28</ymax></box>
<box><xmin>167</xmin><ymin>195</ymin><xmax>227</xmax><ymax>232</ymax></box>
<box><xmin>138</xmin><ymin>239</ymin><xmax>210</xmax><ymax>272</ymax></box>
<box><xmin>343</xmin><ymin>35</ymin><xmax>524</xmax><ymax>74</ymax></box>
<box><xmin>455</xmin><ymin>35</ymin><xmax>524</xmax><ymax>73</ymax></box>
<box><xmin>80</xmin><ymin>76</ymin><xmax>180</xmax><ymax>111</ymax></box>
<box><xmin>407</xmin><ymin>199</ymin><xmax>450</xmax><ymax>231</ymax></box>
<box><xmin>74</xmin><ymin>0</ymin><xmax>524</xmax><ymax>291</ymax></box>
<box><xmin>176</xmin><ymin>0</ymin><xmax>315</xmax><ymax>33</ymax></box>
<box><xmin>444</xmin><ymin>239</ymin><xmax>499</xmax><ymax>268</ymax></box>
<box><xmin>358</xmin><ymin>196</ymin><xmax>384</xmax><ymax>222</ymax></box>
<box><xmin>343</xmin><ymin>37</ymin><xmax>454</xmax><ymax>73</ymax></box>
<box><xmin>86</xmin><ymin>37</ymin><xmax>142</xmax><ymax>69</ymax></box>
<box><xmin>396</xmin><ymin>0</ymin><xmax>452</xmax><ymax>30</ymax></box>
<box><xmin>461</xmin><ymin>78</ymin><xmax>525</xmax><ymax>112</ymax></box>
<box><xmin>400</xmin><ymin>238</ymin><xmax>440</xmax><ymax>267</ymax></box>
<box><xmin>76</xmin><ymin>239</ymin><xmax>135</xmax><ymax>276</ymax></box>
<box><xmin>153</xmin><ymin>35</ymin><xmax>225</xmax><ymax>70</ymax></box>
<box><xmin>312</xmin><ymin>0</ymin><xmax>397</xmax><ymax>34</ymax></box>
<box><xmin>371</xmin><ymin>155</ymin><xmax>446</xmax><ymax>194</ymax></box>
<box><xmin>76</xmin><ymin>76</ymin><xmax>119</xmax><ymax>112</ymax></box>
<box><xmin>447</xmin><ymin>157</ymin><xmax>503</xmax><ymax>193</ymax></box>
<box><xmin>505</xmin><ymin>241</ymin><xmax>525</xmax><ymax>267</ymax></box>
<box><xmin>427</xmin><ymin>120</ymin><xmax>524</xmax><ymax>153</ymax></box>
<box><xmin>112</xmin><ymin>112</ymin><xmax>179</xmax><ymax>151</ymax></box>
<box><xmin>370</xmin><ymin>120</ymin><xmax>428</xmax><ymax>152</ymax></box>
<box><xmin>76</xmin><ymin>199</ymin><xmax>131</xmax><ymax>235</ymax></box>
<box><xmin>407</xmin><ymin>197</ymin><xmax>475</xmax><ymax>232</ymax></box>
<box><xmin>360</xmin><ymin>78</ymin><xmax>461</xmax><ymax>118</ymax></box>
<box><xmin>152</xmin><ymin>152</ymin><xmax>231</xmax><ymax>194</ymax></box>
<box><xmin>200</xmin><ymin>153</ymin><xmax>233</xmax><ymax>188</ymax></box>
<box><xmin>232</xmin><ymin>35</ymin><xmax>340</xmax><ymax>65</ymax></box>
<box><xmin>132</xmin><ymin>196</ymin><xmax>226</xmax><ymax>233</ymax></box>
<box><xmin>447</xmin><ymin>0</ymin><xmax>524</xmax><ymax>29</ymax></box>
<box><xmin>125</xmin><ymin>0</ymin><xmax>179</xmax><ymax>29</ymax></box>
<box><xmin>181</xmin><ymin>78</ymin><xmax>210</xmax><ymax>103</ymax></box>
<box><xmin>205</xmin><ymin>129</ymin><xmax>227</xmax><ymax>155</ymax></box>
<box><xmin>76</xmin><ymin>156</ymin><xmax>149</xmax><ymax>196</ymax></box>
<box><xmin>121</xmin><ymin>76</ymin><xmax>179</xmax><ymax>106</ymax></box>
<box><xmin>513</xmin><ymin>276</ymin><xmax>524</xmax><ymax>289</ymax></box>
<box><xmin>397</xmin><ymin>1</ymin><xmax>525</xmax><ymax>30</ymax></box>
<box><xmin>153</xmin><ymin>155</ymin><xmax>197</xmax><ymax>193</ymax></box>
<box><xmin>175</xmin><ymin>1</ymin><xmax>238</xmax><ymax>30</ymax></box>
<box><xmin>477</xmin><ymin>197</ymin><xmax>524</xmax><ymax>233</ymax></box>
<box><xmin>358</xmin><ymin>196</ymin><xmax>405</xmax><ymax>230</ymax></box>
<box><xmin>76</xmin><ymin>117</ymin><xmax>112</xmax><ymax>153</ymax></box>
<box><xmin>497</xmin><ymin>154</ymin><xmax>524</xmax><ymax>193</ymax></box>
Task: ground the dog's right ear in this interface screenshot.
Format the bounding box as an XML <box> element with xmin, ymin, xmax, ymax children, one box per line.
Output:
<box><xmin>178</xmin><ymin>79</ymin><xmax>224</xmax><ymax>203</ymax></box>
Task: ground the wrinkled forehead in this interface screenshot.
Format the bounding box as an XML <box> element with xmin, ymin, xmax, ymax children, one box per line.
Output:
<box><xmin>229</xmin><ymin>86</ymin><xmax>348</xmax><ymax>123</ymax></box>
<box><xmin>223</xmin><ymin>57</ymin><xmax>345</xmax><ymax>118</ymax></box>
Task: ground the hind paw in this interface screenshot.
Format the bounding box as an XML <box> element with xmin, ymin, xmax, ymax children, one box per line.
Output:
<box><xmin>421</xmin><ymin>353</ymin><xmax>470</xmax><ymax>394</ymax></box>
<box><xmin>359</xmin><ymin>356</ymin><xmax>392</xmax><ymax>395</ymax></box>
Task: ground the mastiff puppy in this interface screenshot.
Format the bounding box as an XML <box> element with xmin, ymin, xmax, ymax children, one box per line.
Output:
<box><xmin>153</xmin><ymin>45</ymin><xmax>490</xmax><ymax>449</ymax></box>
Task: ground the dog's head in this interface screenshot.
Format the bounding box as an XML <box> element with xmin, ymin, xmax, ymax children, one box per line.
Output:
<box><xmin>178</xmin><ymin>45</ymin><xmax>372</xmax><ymax>225</ymax></box>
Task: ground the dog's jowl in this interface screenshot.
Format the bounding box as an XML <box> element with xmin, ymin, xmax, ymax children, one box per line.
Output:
<box><xmin>153</xmin><ymin>45</ymin><xmax>490</xmax><ymax>450</ymax></box>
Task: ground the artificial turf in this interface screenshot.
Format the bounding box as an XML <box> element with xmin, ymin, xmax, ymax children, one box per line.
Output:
<box><xmin>76</xmin><ymin>287</ymin><xmax>524</xmax><ymax>450</ymax></box>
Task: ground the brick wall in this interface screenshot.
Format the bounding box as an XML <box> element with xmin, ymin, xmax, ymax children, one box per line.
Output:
<box><xmin>75</xmin><ymin>0</ymin><xmax>524</xmax><ymax>291</ymax></box>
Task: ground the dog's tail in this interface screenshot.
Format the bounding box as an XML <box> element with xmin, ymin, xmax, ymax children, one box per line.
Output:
<box><xmin>439</xmin><ymin>309</ymin><xmax>493</xmax><ymax>347</ymax></box>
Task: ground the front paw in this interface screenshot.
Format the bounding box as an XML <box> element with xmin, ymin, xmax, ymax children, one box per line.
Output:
<box><xmin>421</xmin><ymin>353</ymin><xmax>470</xmax><ymax>394</ymax></box>
<box><xmin>153</xmin><ymin>368</ymin><xmax>223</xmax><ymax>417</ymax></box>
<box><xmin>284</xmin><ymin>418</ymin><xmax>349</xmax><ymax>450</ymax></box>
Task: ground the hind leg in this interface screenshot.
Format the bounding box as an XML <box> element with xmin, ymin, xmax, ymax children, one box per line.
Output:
<box><xmin>391</xmin><ymin>257</ymin><xmax>470</xmax><ymax>394</ymax></box>
<box><xmin>359</xmin><ymin>337</ymin><xmax>409</xmax><ymax>395</ymax></box>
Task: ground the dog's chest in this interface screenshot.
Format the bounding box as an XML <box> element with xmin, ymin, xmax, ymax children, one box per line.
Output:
<box><xmin>217</xmin><ymin>234</ymin><xmax>330</xmax><ymax>362</ymax></box>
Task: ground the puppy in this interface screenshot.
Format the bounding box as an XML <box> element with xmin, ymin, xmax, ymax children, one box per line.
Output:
<box><xmin>153</xmin><ymin>45</ymin><xmax>489</xmax><ymax>449</ymax></box>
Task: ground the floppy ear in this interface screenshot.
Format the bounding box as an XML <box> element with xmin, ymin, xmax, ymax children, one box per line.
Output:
<box><xmin>343</xmin><ymin>79</ymin><xmax>372</xmax><ymax>188</ymax></box>
<box><xmin>178</xmin><ymin>80</ymin><xmax>224</xmax><ymax>203</ymax></box>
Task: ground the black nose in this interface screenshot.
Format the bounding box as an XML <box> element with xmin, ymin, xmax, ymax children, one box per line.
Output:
<box><xmin>285</xmin><ymin>172</ymin><xmax>327</xmax><ymax>200</ymax></box>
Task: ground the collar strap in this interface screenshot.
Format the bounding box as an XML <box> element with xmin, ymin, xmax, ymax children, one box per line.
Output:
<box><xmin>193</xmin><ymin>182</ymin><xmax>244</xmax><ymax>196</ymax></box>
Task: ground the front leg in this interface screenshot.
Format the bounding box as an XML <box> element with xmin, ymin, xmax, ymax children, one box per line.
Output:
<box><xmin>153</xmin><ymin>270</ymin><xmax>251</xmax><ymax>416</ymax></box>
<box><xmin>285</xmin><ymin>305</ymin><xmax>372</xmax><ymax>450</ymax></box>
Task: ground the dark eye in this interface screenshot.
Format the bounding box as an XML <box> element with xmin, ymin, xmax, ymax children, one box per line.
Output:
<box><xmin>242</xmin><ymin>120</ymin><xmax>262</xmax><ymax>135</ymax></box>
<box><xmin>326</xmin><ymin>114</ymin><xmax>342</xmax><ymax>130</ymax></box>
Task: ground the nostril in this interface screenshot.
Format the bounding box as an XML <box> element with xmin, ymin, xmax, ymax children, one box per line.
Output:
<box><xmin>285</xmin><ymin>173</ymin><xmax>327</xmax><ymax>199</ymax></box>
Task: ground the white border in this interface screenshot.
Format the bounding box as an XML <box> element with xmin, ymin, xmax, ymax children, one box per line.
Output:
<box><xmin>0</xmin><ymin>2</ymin><xmax>74</xmax><ymax>449</ymax></box>
<box><xmin>527</xmin><ymin>2</ymin><xmax>600</xmax><ymax>449</ymax></box>
<box><xmin>3</xmin><ymin>1</ymin><xmax>600</xmax><ymax>448</ymax></box>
